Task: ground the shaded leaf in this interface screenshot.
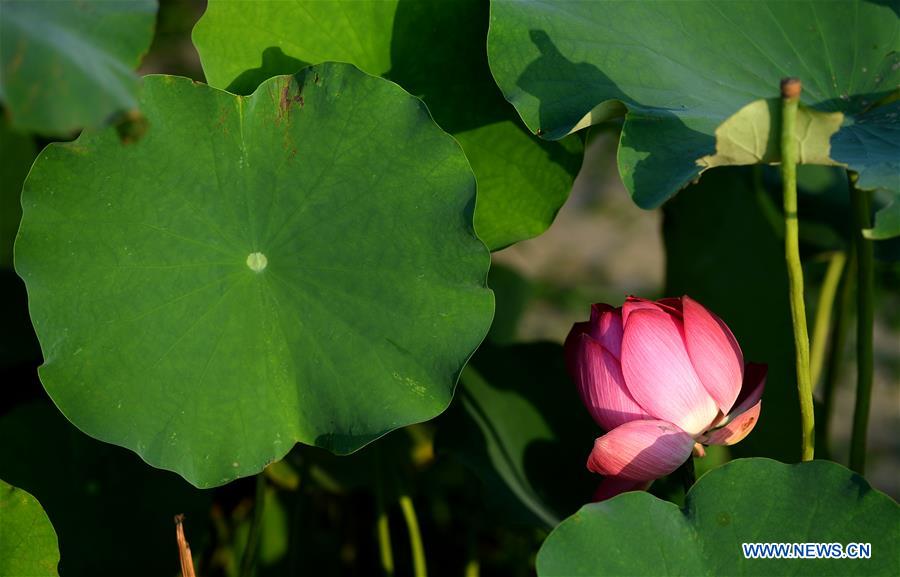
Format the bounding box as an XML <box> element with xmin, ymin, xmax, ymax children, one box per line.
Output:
<box><xmin>488</xmin><ymin>0</ymin><xmax>899</xmax><ymax>220</ymax></box>
<box><xmin>0</xmin><ymin>401</ymin><xmax>211</xmax><ymax>577</ymax></box>
<box><xmin>437</xmin><ymin>342</ymin><xmax>596</xmax><ymax>528</ymax></box>
<box><xmin>0</xmin><ymin>117</ymin><xmax>35</xmax><ymax>269</ymax></box>
<box><xmin>0</xmin><ymin>0</ymin><xmax>157</xmax><ymax>134</ymax></box>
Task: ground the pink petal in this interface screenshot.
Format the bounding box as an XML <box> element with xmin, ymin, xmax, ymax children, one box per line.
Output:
<box><xmin>622</xmin><ymin>296</ymin><xmax>682</xmax><ymax>325</ymax></box>
<box><xmin>592</xmin><ymin>477</ymin><xmax>652</xmax><ymax>502</ymax></box>
<box><xmin>657</xmin><ymin>297</ymin><xmax>684</xmax><ymax>314</ymax></box>
<box><xmin>565</xmin><ymin>321</ymin><xmax>591</xmax><ymax>383</ymax></box>
<box><xmin>589</xmin><ymin>304</ymin><xmax>624</xmax><ymax>359</ymax></box>
<box><xmin>698</xmin><ymin>399</ymin><xmax>762</xmax><ymax>445</ymax></box>
<box><xmin>621</xmin><ymin>296</ymin><xmax>664</xmax><ymax>326</ymax></box>
<box><xmin>590</xmin><ymin>302</ymin><xmax>615</xmax><ymax>321</ymax></box>
<box><xmin>682</xmin><ymin>296</ymin><xmax>744</xmax><ymax>414</ymax></box>
<box><xmin>586</xmin><ymin>420</ymin><xmax>695</xmax><ymax>481</ymax></box>
<box><xmin>730</xmin><ymin>362</ymin><xmax>767</xmax><ymax>417</ymax></box>
<box><xmin>620</xmin><ymin>309</ymin><xmax>720</xmax><ymax>435</ymax></box>
<box><xmin>569</xmin><ymin>334</ymin><xmax>651</xmax><ymax>431</ymax></box>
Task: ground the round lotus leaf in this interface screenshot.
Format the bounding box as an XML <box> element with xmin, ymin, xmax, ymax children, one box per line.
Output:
<box><xmin>16</xmin><ymin>63</ymin><xmax>493</xmax><ymax>488</ymax></box>
<box><xmin>537</xmin><ymin>458</ymin><xmax>900</xmax><ymax>577</ymax></box>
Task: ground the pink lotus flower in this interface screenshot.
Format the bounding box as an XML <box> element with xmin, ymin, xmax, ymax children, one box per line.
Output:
<box><xmin>565</xmin><ymin>296</ymin><xmax>766</xmax><ymax>500</ymax></box>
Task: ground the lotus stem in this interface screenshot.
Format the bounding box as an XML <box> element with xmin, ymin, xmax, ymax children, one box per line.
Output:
<box><xmin>399</xmin><ymin>494</ymin><xmax>428</xmax><ymax>577</ymax></box>
<box><xmin>849</xmin><ymin>173</ymin><xmax>874</xmax><ymax>474</ymax></box>
<box><xmin>817</xmin><ymin>250</ymin><xmax>854</xmax><ymax>459</ymax></box>
<box><xmin>239</xmin><ymin>473</ymin><xmax>266</xmax><ymax>577</ymax></box>
<box><xmin>780</xmin><ymin>77</ymin><xmax>815</xmax><ymax>461</ymax></box>
<box><xmin>810</xmin><ymin>251</ymin><xmax>847</xmax><ymax>387</ymax></box>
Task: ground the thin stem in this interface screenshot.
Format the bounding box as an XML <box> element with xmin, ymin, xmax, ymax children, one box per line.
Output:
<box><xmin>399</xmin><ymin>494</ymin><xmax>427</xmax><ymax>577</ymax></box>
<box><xmin>810</xmin><ymin>251</ymin><xmax>847</xmax><ymax>387</ymax></box>
<box><xmin>817</xmin><ymin>250</ymin><xmax>855</xmax><ymax>460</ymax></box>
<box><xmin>375</xmin><ymin>457</ymin><xmax>395</xmax><ymax>577</ymax></box>
<box><xmin>849</xmin><ymin>174</ymin><xmax>874</xmax><ymax>474</ymax></box>
<box><xmin>780</xmin><ymin>77</ymin><xmax>815</xmax><ymax>461</ymax></box>
<box><xmin>239</xmin><ymin>473</ymin><xmax>266</xmax><ymax>577</ymax></box>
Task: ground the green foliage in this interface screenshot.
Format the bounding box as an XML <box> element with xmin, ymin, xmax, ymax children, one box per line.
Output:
<box><xmin>488</xmin><ymin>0</ymin><xmax>900</xmax><ymax>236</ymax></box>
<box><xmin>537</xmin><ymin>458</ymin><xmax>900</xmax><ymax>577</ymax></box>
<box><xmin>0</xmin><ymin>0</ymin><xmax>157</xmax><ymax>134</ymax></box>
<box><xmin>1</xmin><ymin>1</ymin><xmax>898</xmax><ymax>575</ymax></box>
<box><xmin>15</xmin><ymin>66</ymin><xmax>493</xmax><ymax>487</ymax></box>
<box><xmin>438</xmin><ymin>342</ymin><xmax>596</xmax><ymax>528</ymax></box>
<box><xmin>192</xmin><ymin>0</ymin><xmax>583</xmax><ymax>250</ymax></box>
<box><xmin>0</xmin><ymin>478</ymin><xmax>59</xmax><ymax>577</ymax></box>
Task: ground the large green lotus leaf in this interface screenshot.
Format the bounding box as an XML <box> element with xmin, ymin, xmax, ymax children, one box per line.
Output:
<box><xmin>0</xmin><ymin>478</ymin><xmax>59</xmax><ymax>577</ymax></box>
<box><xmin>536</xmin><ymin>458</ymin><xmax>900</xmax><ymax>577</ymax></box>
<box><xmin>487</xmin><ymin>1</ymin><xmax>900</xmax><ymax>217</ymax></box>
<box><xmin>192</xmin><ymin>0</ymin><xmax>582</xmax><ymax>251</ymax></box>
<box><xmin>0</xmin><ymin>0</ymin><xmax>157</xmax><ymax>135</ymax></box>
<box><xmin>665</xmin><ymin>167</ymin><xmax>800</xmax><ymax>462</ymax></box>
<box><xmin>437</xmin><ymin>342</ymin><xmax>596</xmax><ymax>528</ymax></box>
<box><xmin>0</xmin><ymin>400</ymin><xmax>211</xmax><ymax>576</ymax></box>
<box><xmin>15</xmin><ymin>64</ymin><xmax>494</xmax><ymax>488</ymax></box>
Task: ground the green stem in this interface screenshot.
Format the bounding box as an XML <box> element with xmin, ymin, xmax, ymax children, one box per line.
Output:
<box><xmin>849</xmin><ymin>174</ymin><xmax>874</xmax><ymax>474</ymax></box>
<box><xmin>239</xmin><ymin>473</ymin><xmax>266</xmax><ymax>577</ymax></box>
<box><xmin>809</xmin><ymin>251</ymin><xmax>847</xmax><ymax>388</ymax></box>
<box><xmin>817</xmin><ymin>250</ymin><xmax>854</xmax><ymax>460</ymax></box>
<box><xmin>780</xmin><ymin>77</ymin><xmax>814</xmax><ymax>462</ymax></box>
<box><xmin>375</xmin><ymin>458</ymin><xmax>395</xmax><ymax>577</ymax></box>
<box><xmin>399</xmin><ymin>494</ymin><xmax>427</xmax><ymax>577</ymax></box>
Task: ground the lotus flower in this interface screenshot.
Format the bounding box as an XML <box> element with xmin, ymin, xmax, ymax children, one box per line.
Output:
<box><xmin>565</xmin><ymin>296</ymin><xmax>766</xmax><ymax>500</ymax></box>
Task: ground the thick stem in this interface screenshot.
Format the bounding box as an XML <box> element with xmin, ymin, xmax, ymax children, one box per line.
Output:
<box><xmin>780</xmin><ymin>78</ymin><xmax>815</xmax><ymax>461</ymax></box>
<box><xmin>810</xmin><ymin>251</ymin><xmax>847</xmax><ymax>387</ymax></box>
<box><xmin>849</xmin><ymin>174</ymin><xmax>874</xmax><ymax>474</ymax></box>
<box><xmin>399</xmin><ymin>495</ymin><xmax>427</xmax><ymax>577</ymax></box>
<box><xmin>239</xmin><ymin>474</ymin><xmax>266</xmax><ymax>577</ymax></box>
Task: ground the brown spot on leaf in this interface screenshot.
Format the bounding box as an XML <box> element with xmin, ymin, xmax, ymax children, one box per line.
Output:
<box><xmin>276</xmin><ymin>78</ymin><xmax>304</xmax><ymax>124</ymax></box>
